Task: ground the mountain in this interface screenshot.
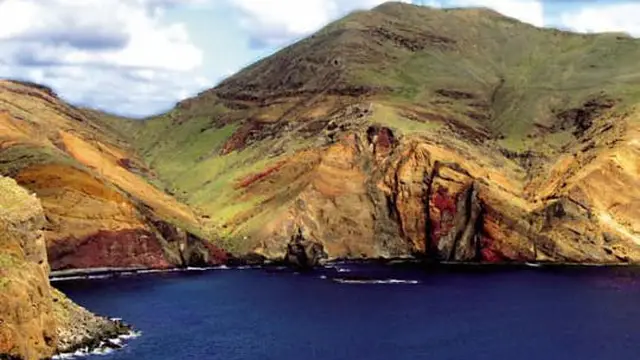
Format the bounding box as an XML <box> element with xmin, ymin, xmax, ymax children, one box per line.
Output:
<box><xmin>0</xmin><ymin>80</ymin><xmax>227</xmax><ymax>271</ymax></box>
<box><xmin>115</xmin><ymin>2</ymin><xmax>640</xmax><ymax>263</ymax></box>
<box><xmin>2</xmin><ymin>2</ymin><xmax>640</xmax><ymax>272</ymax></box>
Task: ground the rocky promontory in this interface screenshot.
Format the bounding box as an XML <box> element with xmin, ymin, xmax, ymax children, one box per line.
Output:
<box><xmin>0</xmin><ymin>176</ymin><xmax>129</xmax><ymax>360</ymax></box>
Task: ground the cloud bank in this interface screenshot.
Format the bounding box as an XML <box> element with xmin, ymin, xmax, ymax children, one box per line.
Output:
<box><xmin>0</xmin><ymin>0</ymin><xmax>206</xmax><ymax>116</ymax></box>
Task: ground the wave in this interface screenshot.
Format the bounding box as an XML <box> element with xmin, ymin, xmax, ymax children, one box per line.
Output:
<box><xmin>332</xmin><ymin>278</ymin><xmax>419</xmax><ymax>285</ymax></box>
<box><xmin>116</xmin><ymin>330</ymin><xmax>142</xmax><ymax>341</ymax></box>
<box><xmin>136</xmin><ymin>268</ymin><xmax>178</xmax><ymax>275</ymax></box>
<box><xmin>50</xmin><ymin>274</ymin><xmax>113</xmax><ymax>282</ymax></box>
<box><xmin>51</xmin><ymin>266</ymin><xmax>235</xmax><ymax>282</ymax></box>
<box><xmin>52</xmin><ymin>331</ymin><xmax>141</xmax><ymax>359</ymax></box>
<box><xmin>323</xmin><ymin>264</ymin><xmax>352</xmax><ymax>273</ymax></box>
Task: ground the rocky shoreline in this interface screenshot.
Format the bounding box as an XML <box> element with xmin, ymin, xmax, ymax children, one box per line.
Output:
<box><xmin>49</xmin><ymin>289</ymin><xmax>135</xmax><ymax>359</ymax></box>
<box><xmin>49</xmin><ymin>258</ymin><xmax>640</xmax><ymax>282</ymax></box>
<box><xmin>49</xmin><ymin>265</ymin><xmax>248</xmax><ymax>282</ymax></box>
<box><xmin>51</xmin><ymin>329</ymin><xmax>140</xmax><ymax>360</ymax></box>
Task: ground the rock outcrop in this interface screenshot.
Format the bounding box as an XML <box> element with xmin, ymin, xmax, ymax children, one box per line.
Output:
<box><xmin>285</xmin><ymin>228</ymin><xmax>328</xmax><ymax>269</ymax></box>
<box><xmin>0</xmin><ymin>177</ymin><xmax>56</xmax><ymax>359</ymax></box>
<box><xmin>51</xmin><ymin>289</ymin><xmax>129</xmax><ymax>355</ymax></box>
<box><xmin>0</xmin><ymin>176</ymin><xmax>128</xmax><ymax>360</ymax></box>
<box><xmin>0</xmin><ymin>80</ymin><xmax>227</xmax><ymax>271</ymax></box>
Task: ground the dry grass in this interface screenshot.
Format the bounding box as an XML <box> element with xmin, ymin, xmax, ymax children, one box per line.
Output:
<box><xmin>0</xmin><ymin>176</ymin><xmax>41</xmax><ymax>222</ymax></box>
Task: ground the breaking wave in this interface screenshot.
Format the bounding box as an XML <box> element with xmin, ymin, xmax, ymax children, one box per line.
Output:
<box><xmin>332</xmin><ymin>278</ymin><xmax>420</xmax><ymax>285</ymax></box>
<box><xmin>52</xmin><ymin>330</ymin><xmax>142</xmax><ymax>359</ymax></box>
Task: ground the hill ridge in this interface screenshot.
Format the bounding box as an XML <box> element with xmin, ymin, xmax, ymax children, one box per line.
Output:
<box><xmin>3</xmin><ymin>2</ymin><xmax>640</xmax><ymax>268</ymax></box>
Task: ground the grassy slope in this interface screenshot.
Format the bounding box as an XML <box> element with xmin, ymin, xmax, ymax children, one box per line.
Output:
<box><xmin>343</xmin><ymin>5</ymin><xmax>640</xmax><ymax>145</ymax></box>
<box><xmin>121</xmin><ymin>107</ymin><xmax>302</xmax><ymax>252</ymax></box>
<box><xmin>116</xmin><ymin>3</ymin><xmax>640</xmax><ymax>250</ymax></box>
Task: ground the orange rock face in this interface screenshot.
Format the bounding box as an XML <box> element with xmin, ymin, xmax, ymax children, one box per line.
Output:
<box><xmin>0</xmin><ymin>80</ymin><xmax>227</xmax><ymax>271</ymax></box>
<box><xmin>232</xmin><ymin>114</ymin><xmax>640</xmax><ymax>264</ymax></box>
<box><xmin>0</xmin><ymin>177</ymin><xmax>57</xmax><ymax>359</ymax></box>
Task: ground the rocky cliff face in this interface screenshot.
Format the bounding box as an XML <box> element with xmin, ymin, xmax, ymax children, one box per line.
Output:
<box><xmin>0</xmin><ymin>80</ymin><xmax>227</xmax><ymax>271</ymax></box>
<box><xmin>233</xmin><ymin>115</ymin><xmax>640</xmax><ymax>264</ymax></box>
<box><xmin>0</xmin><ymin>177</ymin><xmax>56</xmax><ymax>359</ymax></box>
<box><xmin>0</xmin><ymin>176</ymin><xmax>128</xmax><ymax>360</ymax></box>
<box><xmin>117</xmin><ymin>4</ymin><xmax>640</xmax><ymax>265</ymax></box>
<box><xmin>4</xmin><ymin>4</ymin><xmax>640</xmax><ymax>269</ymax></box>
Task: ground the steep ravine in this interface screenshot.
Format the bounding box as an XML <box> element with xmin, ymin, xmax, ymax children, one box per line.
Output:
<box><xmin>0</xmin><ymin>176</ymin><xmax>129</xmax><ymax>360</ymax></box>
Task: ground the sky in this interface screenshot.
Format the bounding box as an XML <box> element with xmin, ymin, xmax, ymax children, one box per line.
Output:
<box><xmin>0</xmin><ymin>0</ymin><xmax>639</xmax><ymax>117</ymax></box>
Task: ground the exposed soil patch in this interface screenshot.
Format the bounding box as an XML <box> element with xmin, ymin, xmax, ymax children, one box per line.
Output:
<box><xmin>7</xmin><ymin>80</ymin><xmax>58</xmax><ymax>98</ymax></box>
<box><xmin>214</xmin><ymin>86</ymin><xmax>388</xmax><ymax>108</ymax></box>
<box><xmin>499</xmin><ymin>149</ymin><xmax>542</xmax><ymax>171</ymax></box>
<box><xmin>554</xmin><ymin>95</ymin><xmax>616</xmax><ymax>136</ymax></box>
<box><xmin>48</xmin><ymin>229</ymin><xmax>172</xmax><ymax>270</ymax></box>
<box><xmin>367</xmin><ymin>27</ymin><xmax>456</xmax><ymax>51</ymax></box>
<box><xmin>220</xmin><ymin>120</ymin><xmax>287</xmax><ymax>155</ymax></box>
<box><xmin>235</xmin><ymin>161</ymin><xmax>286</xmax><ymax>189</ymax></box>
<box><xmin>300</xmin><ymin>119</ymin><xmax>330</xmax><ymax>135</ymax></box>
<box><xmin>367</xmin><ymin>126</ymin><xmax>396</xmax><ymax>158</ymax></box>
<box><xmin>435</xmin><ymin>89</ymin><xmax>476</xmax><ymax>100</ymax></box>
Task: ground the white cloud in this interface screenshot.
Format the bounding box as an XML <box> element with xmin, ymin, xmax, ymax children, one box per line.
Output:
<box><xmin>0</xmin><ymin>0</ymin><xmax>209</xmax><ymax>116</ymax></box>
<box><xmin>228</xmin><ymin>0</ymin><xmax>411</xmax><ymax>46</ymax></box>
<box><xmin>0</xmin><ymin>0</ymin><xmax>203</xmax><ymax>71</ymax></box>
<box><xmin>445</xmin><ymin>0</ymin><xmax>544</xmax><ymax>27</ymax></box>
<box><xmin>227</xmin><ymin>0</ymin><xmax>546</xmax><ymax>47</ymax></box>
<box><xmin>5</xmin><ymin>0</ymin><xmax>640</xmax><ymax>119</ymax></box>
<box><xmin>0</xmin><ymin>63</ymin><xmax>207</xmax><ymax>117</ymax></box>
<box><xmin>559</xmin><ymin>3</ymin><xmax>640</xmax><ymax>37</ymax></box>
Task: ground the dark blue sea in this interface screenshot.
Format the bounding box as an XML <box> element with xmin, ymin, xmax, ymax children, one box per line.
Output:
<box><xmin>53</xmin><ymin>264</ymin><xmax>640</xmax><ymax>360</ymax></box>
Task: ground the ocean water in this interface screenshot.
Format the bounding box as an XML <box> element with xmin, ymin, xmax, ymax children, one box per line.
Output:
<box><xmin>54</xmin><ymin>264</ymin><xmax>640</xmax><ymax>360</ymax></box>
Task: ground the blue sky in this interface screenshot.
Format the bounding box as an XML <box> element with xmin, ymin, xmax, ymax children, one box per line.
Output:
<box><xmin>0</xmin><ymin>0</ymin><xmax>638</xmax><ymax>117</ymax></box>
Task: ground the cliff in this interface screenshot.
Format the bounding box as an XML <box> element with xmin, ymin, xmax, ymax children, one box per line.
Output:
<box><xmin>0</xmin><ymin>176</ymin><xmax>128</xmax><ymax>359</ymax></box>
<box><xmin>0</xmin><ymin>177</ymin><xmax>55</xmax><ymax>359</ymax></box>
<box><xmin>2</xmin><ymin>3</ymin><xmax>640</xmax><ymax>268</ymax></box>
<box><xmin>0</xmin><ymin>80</ymin><xmax>227</xmax><ymax>271</ymax></box>
<box><xmin>118</xmin><ymin>3</ymin><xmax>640</xmax><ymax>264</ymax></box>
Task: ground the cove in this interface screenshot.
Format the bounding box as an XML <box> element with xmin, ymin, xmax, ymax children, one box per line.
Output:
<box><xmin>54</xmin><ymin>264</ymin><xmax>640</xmax><ymax>360</ymax></box>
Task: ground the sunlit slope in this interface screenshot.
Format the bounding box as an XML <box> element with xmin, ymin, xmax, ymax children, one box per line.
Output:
<box><xmin>0</xmin><ymin>80</ymin><xmax>226</xmax><ymax>269</ymax></box>
<box><xmin>115</xmin><ymin>3</ymin><xmax>640</xmax><ymax>262</ymax></box>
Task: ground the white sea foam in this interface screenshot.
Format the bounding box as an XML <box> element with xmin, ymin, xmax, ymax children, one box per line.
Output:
<box><xmin>118</xmin><ymin>330</ymin><xmax>142</xmax><ymax>340</ymax></box>
<box><xmin>319</xmin><ymin>275</ymin><xmax>327</xmax><ymax>279</ymax></box>
<box><xmin>136</xmin><ymin>269</ymin><xmax>167</xmax><ymax>274</ymax></box>
<box><xmin>91</xmin><ymin>347</ymin><xmax>114</xmax><ymax>356</ymax></box>
<box><xmin>51</xmin><ymin>330</ymin><xmax>141</xmax><ymax>359</ymax></box>
<box><xmin>50</xmin><ymin>274</ymin><xmax>113</xmax><ymax>282</ymax></box>
<box><xmin>52</xmin><ymin>265</ymin><xmax>235</xmax><ymax>282</ymax></box>
<box><xmin>336</xmin><ymin>268</ymin><xmax>351</xmax><ymax>273</ymax></box>
<box><xmin>187</xmin><ymin>266</ymin><xmax>232</xmax><ymax>271</ymax></box>
<box><xmin>525</xmin><ymin>262</ymin><xmax>543</xmax><ymax>268</ymax></box>
<box><xmin>186</xmin><ymin>266</ymin><xmax>208</xmax><ymax>271</ymax></box>
<box><xmin>333</xmin><ymin>278</ymin><xmax>419</xmax><ymax>285</ymax></box>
